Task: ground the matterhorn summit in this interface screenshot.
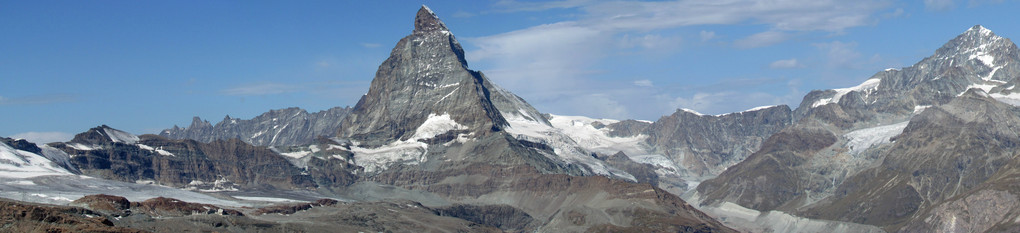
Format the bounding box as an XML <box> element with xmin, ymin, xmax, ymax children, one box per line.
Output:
<box><xmin>339</xmin><ymin>6</ymin><xmax>548</xmax><ymax>148</ymax></box>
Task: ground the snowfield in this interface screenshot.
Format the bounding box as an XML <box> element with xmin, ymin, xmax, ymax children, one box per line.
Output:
<box><xmin>350</xmin><ymin>113</ymin><xmax>467</xmax><ymax>173</ymax></box>
<box><xmin>503</xmin><ymin>112</ymin><xmax>679</xmax><ymax>181</ymax></box>
<box><xmin>843</xmin><ymin>121</ymin><xmax>910</xmax><ymax>154</ymax></box>
<box><xmin>0</xmin><ymin>142</ymin><xmax>74</xmax><ymax>178</ymax></box>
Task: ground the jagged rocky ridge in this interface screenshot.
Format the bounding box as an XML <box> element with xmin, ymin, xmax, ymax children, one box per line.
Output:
<box><xmin>694</xmin><ymin>25</ymin><xmax>1020</xmax><ymax>232</ymax></box>
<box><xmin>161</xmin><ymin>106</ymin><xmax>350</xmax><ymax>147</ymax></box>
<box><xmin>641</xmin><ymin>106</ymin><xmax>792</xmax><ymax>180</ymax></box>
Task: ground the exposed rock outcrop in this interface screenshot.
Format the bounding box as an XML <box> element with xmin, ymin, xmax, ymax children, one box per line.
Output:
<box><xmin>0</xmin><ymin>197</ymin><xmax>143</xmax><ymax>233</ymax></box>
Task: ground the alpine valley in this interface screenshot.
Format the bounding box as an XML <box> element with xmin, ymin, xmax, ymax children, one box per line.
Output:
<box><xmin>3</xmin><ymin>5</ymin><xmax>1019</xmax><ymax>233</ymax></box>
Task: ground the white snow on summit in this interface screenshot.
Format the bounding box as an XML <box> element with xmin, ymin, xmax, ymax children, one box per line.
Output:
<box><xmin>103</xmin><ymin>127</ymin><xmax>139</xmax><ymax>144</ymax></box>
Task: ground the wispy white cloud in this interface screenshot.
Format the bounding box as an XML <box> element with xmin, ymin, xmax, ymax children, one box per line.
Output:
<box><xmin>700</xmin><ymin>30</ymin><xmax>717</xmax><ymax>42</ymax></box>
<box><xmin>769</xmin><ymin>58</ymin><xmax>803</xmax><ymax>69</ymax></box>
<box><xmin>580</xmin><ymin>0</ymin><xmax>890</xmax><ymax>32</ymax></box>
<box><xmin>493</xmin><ymin>0</ymin><xmax>596</xmax><ymax>12</ymax></box>
<box><xmin>924</xmin><ymin>0</ymin><xmax>956</xmax><ymax>11</ymax></box>
<box><xmin>220</xmin><ymin>83</ymin><xmax>302</xmax><ymax>96</ymax></box>
<box><xmin>734</xmin><ymin>30</ymin><xmax>791</xmax><ymax>48</ymax></box>
<box><xmin>468</xmin><ymin>22</ymin><xmax>607</xmax><ymax>96</ymax></box>
<box><xmin>10</xmin><ymin>131</ymin><xmax>73</xmax><ymax>144</ymax></box>
<box><xmin>670</xmin><ymin>79</ymin><xmax>803</xmax><ymax>115</ymax></box>
<box><xmin>814</xmin><ymin>41</ymin><xmax>862</xmax><ymax>69</ymax></box>
<box><xmin>633</xmin><ymin>79</ymin><xmax>654</xmax><ymax>87</ymax></box>
<box><xmin>619</xmin><ymin>34</ymin><xmax>682</xmax><ymax>51</ymax></box>
<box><xmin>470</xmin><ymin>0</ymin><xmax>893</xmax><ymax>119</ymax></box>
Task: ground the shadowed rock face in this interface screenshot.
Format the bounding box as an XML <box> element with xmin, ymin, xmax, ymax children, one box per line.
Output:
<box><xmin>161</xmin><ymin>106</ymin><xmax>351</xmax><ymax>147</ymax></box>
<box><xmin>53</xmin><ymin>125</ymin><xmax>317</xmax><ymax>191</ymax></box>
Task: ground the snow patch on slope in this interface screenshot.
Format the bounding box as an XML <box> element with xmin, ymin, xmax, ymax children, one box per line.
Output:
<box><xmin>843</xmin><ymin>121</ymin><xmax>909</xmax><ymax>154</ymax></box>
<box><xmin>990</xmin><ymin>92</ymin><xmax>1020</xmax><ymax>106</ymax></box>
<box><xmin>349</xmin><ymin>113</ymin><xmax>467</xmax><ymax>173</ymax></box>
<box><xmin>0</xmin><ymin>142</ymin><xmax>73</xmax><ymax>178</ymax></box>
<box><xmin>136</xmin><ymin>144</ymin><xmax>175</xmax><ymax>156</ymax></box>
<box><xmin>410</xmin><ymin>113</ymin><xmax>467</xmax><ymax>140</ymax></box>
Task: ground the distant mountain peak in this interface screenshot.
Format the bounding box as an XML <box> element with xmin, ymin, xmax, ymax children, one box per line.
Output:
<box><xmin>966</xmin><ymin>24</ymin><xmax>993</xmax><ymax>36</ymax></box>
<box><xmin>415</xmin><ymin>5</ymin><xmax>448</xmax><ymax>33</ymax></box>
<box><xmin>935</xmin><ymin>25</ymin><xmax>1010</xmax><ymax>64</ymax></box>
<box><xmin>70</xmin><ymin>125</ymin><xmax>139</xmax><ymax>145</ymax></box>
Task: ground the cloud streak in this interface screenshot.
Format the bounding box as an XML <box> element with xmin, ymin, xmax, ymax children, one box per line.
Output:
<box><xmin>734</xmin><ymin>30</ymin><xmax>791</xmax><ymax>48</ymax></box>
<box><xmin>10</xmin><ymin>131</ymin><xmax>73</xmax><ymax>144</ymax></box>
<box><xmin>467</xmin><ymin>0</ymin><xmax>892</xmax><ymax>119</ymax></box>
<box><xmin>769</xmin><ymin>58</ymin><xmax>803</xmax><ymax>69</ymax></box>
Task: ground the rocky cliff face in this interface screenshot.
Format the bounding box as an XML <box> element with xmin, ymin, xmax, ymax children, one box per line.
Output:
<box><xmin>643</xmin><ymin>106</ymin><xmax>792</xmax><ymax>179</ymax></box>
<box><xmin>695</xmin><ymin>25</ymin><xmax>1020</xmax><ymax>232</ymax></box>
<box><xmin>51</xmin><ymin>125</ymin><xmax>318</xmax><ymax>191</ymax></box>
<box><xmin>160</xmin><ymin>106</ymin><xmax>350</xmax><ymax>147</ymax></box>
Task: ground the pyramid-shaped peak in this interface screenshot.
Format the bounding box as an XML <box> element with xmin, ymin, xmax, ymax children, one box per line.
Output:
<box><xmin>969</xmin><ymin>25</ymin><xmax>991</xmax><ymax>33</ymax></box>
<box><xmin>934</xmin><ymin>24</ymin><xmax>1009</xmax><ymax>58</ymax></box>
<box><xmin>415</xmin><ymin>5</ymin><xmax>448</xmax><ymax>32</ymax></box>
<box><xmin>963</xmin><ymin>25</ymin><xmax>997</xmax><ymax>38</ymax></box>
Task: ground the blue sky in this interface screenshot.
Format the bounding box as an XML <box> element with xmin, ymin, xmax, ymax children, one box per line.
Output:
<box><xmin>2</xmin><ymin>0</ymin><xmax>1019</xmax><ymax>143</ymax></box>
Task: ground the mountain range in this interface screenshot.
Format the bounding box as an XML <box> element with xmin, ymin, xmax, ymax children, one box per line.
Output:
<box><xmin>2</xmin><ymin>5</ymin><xmax>1019</xmax><ymax>233</ymax></box>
